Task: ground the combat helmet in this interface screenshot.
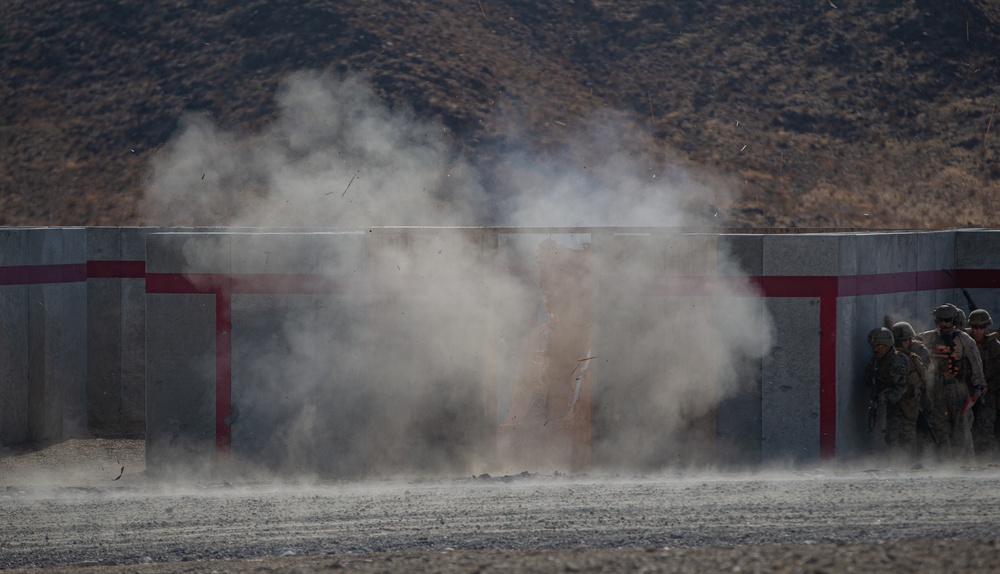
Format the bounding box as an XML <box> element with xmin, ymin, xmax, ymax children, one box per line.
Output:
<box><xmin>867</xmin><ymin>327</ymin><xmax>894</xmax><ymax>347</ymax></box>
<box><xmin>891</xmin><ymin>321</ymin><xmax>916</xmax><ymax>343</ymax></box>
<box><xmin>932</xmin><ymin>304</ymin><xmax>958</xmax><ymax>320</ymax></box>
<box><xmin>969</xmin><ymin>309</ymin><xmax>993</xmax><ymax>329</ymax></box>
<box><xmin>955</xmin><ymin>307</ymin><xmax>967</xmax><ymax>329</ymax></box>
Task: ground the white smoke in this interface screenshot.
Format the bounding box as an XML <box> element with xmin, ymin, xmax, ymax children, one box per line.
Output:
<box><xmin>142</xmin><ymin>71</ymin><xmax>771</xmax><ymax>477</ymax></box>
<box><xmin>143</xmin><ymin>72</ymin><xmax>487</xmax><ymax>228</ymax></box>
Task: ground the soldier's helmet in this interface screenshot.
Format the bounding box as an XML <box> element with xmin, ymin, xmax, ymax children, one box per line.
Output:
<box><xmin>955</xmin><ymin>307</ymin><xmax>967</xmax><ymax>329</ymax></box>
<box><xmin>969</xmin><ymin>309</ymin><xmax>993</xmax><ymax>328</ymax></box>
<box><xmin>867</xmin><ymin>327</ymin><xmax>894</xmax><ymax>346</ymax></box>
<box><xmin>932</xmin><ymin>304</ymin><xmax>959</xmax><ymax>320</ymax></box>
<box><xmin>891</xmin><ymin>321</ymin><xmax>916</xmax><ymax>342</ymax></box>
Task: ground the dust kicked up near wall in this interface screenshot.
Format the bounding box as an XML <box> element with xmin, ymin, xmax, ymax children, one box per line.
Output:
<box><xmin>141</xmin><ymin>71</ymin><xmax>772</xmax><ymax>477</ymax></box>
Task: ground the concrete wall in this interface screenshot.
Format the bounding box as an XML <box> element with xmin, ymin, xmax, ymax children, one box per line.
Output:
<box><xmin>137</xmin><ymin>228</ymin><xmax>1000</xmax><ymax>474</ymax></box>
<box><xmin>760</xmin><ymin>233</ymin><xmax>839</xmax><ymax>464</ymax></box>
<box><xmin>716</xmin><ymin>234</ymin><xmax>766</xmax><ymax>468</ymax></box>
<box><xmin>590</xmin><ymin>232</ymin><xmax>730</xmax><ymax>469</ymax></box>
<box><xmin>86</xmin><ymin>227</ymin><xmax>149</xmax><ymax>436</ymax></box>
<box><xmin>835</xmin><ymin>231</ymin><xmax>957</xmax><ymax>461</ymax></box>
<box><xmin>955</xmin><ymin>230</ymin><xmax>1000</xmax><ymax>318</ymax></box>
<box><xmin>0</xmin><ymin>228</ymin><xmax>87</xmax><ymax>445</ymax></box>
<box><xmin>6</xmin><ymin>227</ymin><xmax>1000</xmax><ymax>472</ymax></box>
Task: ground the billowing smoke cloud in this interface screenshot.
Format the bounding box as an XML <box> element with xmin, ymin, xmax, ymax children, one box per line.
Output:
<box><xmin>142</xmin><ymin>71</ymin><xmax>771</xmax><ymax>478</ymax></box>
<box><xmin>143</xmin><ymin>72</ymin><xmax>488</xmax><ymax>228</ymax></box>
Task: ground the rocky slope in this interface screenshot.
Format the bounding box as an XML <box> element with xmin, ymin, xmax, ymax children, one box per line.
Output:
<box><xmin>2</xmin><ymin>0</ymin><xmax>999</xmax><ymax>228</ymax></box>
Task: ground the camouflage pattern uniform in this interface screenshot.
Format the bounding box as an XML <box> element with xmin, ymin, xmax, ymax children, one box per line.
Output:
<box><xmin>893</xmin><ymin>321</ymin><xmax>935</xmax><ymax>458</ymax></box>
<box><xmin>920</xmin><ymin>305</ymin><xmax>986</xmax><ymax>462</ymax></box>
<box><xmin>967</xmin><ymin>309</ymin><xmax>1000</xmax><ymax>461</ymax></box>
<box><xmin>865</xmin><ymin>328</ymin><xmax>916</xmax><ymax>463</ymax></box>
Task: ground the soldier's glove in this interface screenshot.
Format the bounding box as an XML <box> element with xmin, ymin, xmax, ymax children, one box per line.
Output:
<box><xmin>878</xmin><ymin>390</ymin><xmax>888</xmax><ymax>403</ymax></box>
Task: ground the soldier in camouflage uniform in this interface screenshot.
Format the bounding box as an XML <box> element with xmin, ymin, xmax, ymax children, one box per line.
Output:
<box><xmin>919</xmin><ymin>304</ymin><xmax>986</xmax><ymax>462</ymax></box>
<box><xmin>893</xmin><ymin>321</ymin><xmax>935</xmax><ymax>458</ymax></box>
<box><xmin>864</xmin><ymin>327</ymin><xmax>917</xmax><ymax>464</ymax></box>
<box><xmin>966</xmin><ymin>309</ymin><xmax>1000</xmax><ymax>461</ymax></box>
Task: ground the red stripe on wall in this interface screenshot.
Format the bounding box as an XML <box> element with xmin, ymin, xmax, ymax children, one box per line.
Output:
<box><xmin>953</xmin><ymin>268</ymin><xmax>1000</xmax><ymax>289</ymax></box>
<box><xmin>837</xmin><ymin>270</ymin><xmax>955</xmax><ymax>296</ymax></box>
<box><xmin>145</xmin><ymin>273</ymin><xmax>229</xmax><ymax>294</ymax></box>
<box><xmin>215</xmin><ymin>281</ymin><xmax>232</xmax><ymax>457</ymax></box>
<box><xmin>231</xmin><ymin>273</ymin><xmax>345</xmax><ymax>294</ymax></box>
<box><xmin>818</xmin><ymin>280</ymin><xmax>838</xmax><ymax>459</ymax></box>
<box><xmin>146</xmin><ymin>272</ymin><xmax>349</xmax><ymax>460</ymax></box>
<box><xmin>87</xmin><ymin>260</ymin><xmax>146</xmax><ymax>279</ymax></box>
<box><xmin>141</xmin><ymin>266</ymin><xmax>996</xmax><ymax>463</ymax></box>
<box><xmin>752</xmin><ymin>275</ymin><xmax>830</xmax><ymax>298</ymax></box>
<box><xmin>0</xmin><ymin>263</ymin><xmax>87</xmax><ymax>285</ymax></box>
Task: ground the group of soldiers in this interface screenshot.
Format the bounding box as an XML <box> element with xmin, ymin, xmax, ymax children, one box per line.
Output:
<box><xmin>865</xmin><ymin>303</ymin><xmax>1000</xmax><ymax>465</ymax></box>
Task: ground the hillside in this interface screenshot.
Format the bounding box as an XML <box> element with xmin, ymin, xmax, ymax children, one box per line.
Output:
<box><xmin>2</xmin><ymin>0</ymin><xmax>1000</xmax><ymax>228</ymax></box>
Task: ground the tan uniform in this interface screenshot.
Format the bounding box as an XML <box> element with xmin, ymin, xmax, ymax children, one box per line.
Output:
<box><xmin>865</xmin><ymin>347</ymin><xmax>916</xmax><ymax>463</ymax></box>
<box><xmin>919</xmin><ymin>328</ymin><xmax>985</xmax><ymax>461</ymax></box>
<box><xmin>898</xmin><ymin>344</ymin><xmax>934</xmax><ymax>458</ymax></box>
<box><xmin>968</xmin><ymin>330</ymin><xmax>1000</xmax><ymax>460</ymax></box>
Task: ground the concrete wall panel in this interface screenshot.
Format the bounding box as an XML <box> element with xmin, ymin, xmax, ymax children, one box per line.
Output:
<box><xmin>87</xmin><ymin>227</ymin><xmax>151</xmax><ymax>436</ymax></box>
<box><xmin>120</xmin><ymin>275</ymin><xmax>147</xmax><ymax>428</ymax></box>
<box><xmin>718</xmin><ymin>234</ymin><xmax>763</xmax><ymax>277</ymax></box>
<box><xmin>145</xmin><ymin>293</ymin><xmax>217</xmax><ymax>473</ymax></box>
<box><xmin>86</xmin><ymin>227</ymin><xmax>124</xmax><ymax>435</ymax></box>
<box><xmin>759</xmin><ymin>234</ymin><xmax>841</xmax><ymax>463</ymax></box>
<box><xmin>956</xmin><ymin>230</ymin><xmax>1000</xmax><ymax>268</ymax></box>
<box><xmin>146</xmin><ymin>232</ymin><xmax>231</xmax><ymax>274</ymax></box>
<box><xmin>589</xmin><ymin>233</ymin><xmax>725</xmax><ymax>469</ymax></box>
<box><xmin>956</xmin><ymin>230</ymin><xmax>1000</xmax><ymax>319</ymax></box>
<box><xmin>26</xmin><ymin>228</ymin><xmax>87</xmax><ymax>443</ymax></box>
<box><xmin>761</xmin><ymin>297</ymin><xmax>821</xmax><ymax>463</ymax></box>
<box><xmin>229</xmin><ymin>232</ymin><xmax>368</xmax><ymax>476</ymax></box>
<box><xmin>363</xmin><ymin>230</ymin><xmax>497</xmax><ymax>475</ymax></box>
<box><xmin>47</xmin><ymin>226</ymin><xmax>1000</xmax><ymax>472</ymax></box>
<box><xmin>145</xmin><ymin>233</ymin><xmax>232</xmax><ymax>472</ymax></box>
<box><xmin>716</xmin><ymin>234</ymin><xmax>765</xmax><ymax>467</ymax></box>
<box><xmin>763</xmin><ymin>234</ymin><xmax>841</xmax><ymax>276</ymax></box>
<box><xmin>0</xmin><ymin>229</ymin><xmax>29</xmax><ymax>444</ymax></box>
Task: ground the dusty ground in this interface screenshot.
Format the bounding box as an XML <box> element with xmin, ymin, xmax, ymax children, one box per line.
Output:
<box><xmin>3</xmin><ymin>439</ymin><xmax>1000</xmax><ymax>573</ymax></box>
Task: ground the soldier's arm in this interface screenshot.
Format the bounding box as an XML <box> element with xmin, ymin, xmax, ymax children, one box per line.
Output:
<box><xmin>959</xmin><ymin>332</ymin><xmax>987</xmax><ymax>389</ymax></box>
<box><xmin>884</xmin><ymin>355</ymin><xmax>909</xmax><ymax>404</ymax></box>
<box><xmin>987</xmin><ymin>336</ymin><xmax>1000</xmax><ymax>387</ymax></box>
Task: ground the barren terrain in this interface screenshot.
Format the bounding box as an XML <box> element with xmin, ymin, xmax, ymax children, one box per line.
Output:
<box><xmin>3</xmin><ymin>1</ymin><xmax>1000</xmax><ymax>228</ymax></box>
<box><xmin>5</xmin><ymin>3</ymin><xmax>1000</xmax><ymax>572</ymax></box>
<box><xmin>3</xmin><ymin>439</ymin><xmax>1000</xmax><ymax>573</ymax></box>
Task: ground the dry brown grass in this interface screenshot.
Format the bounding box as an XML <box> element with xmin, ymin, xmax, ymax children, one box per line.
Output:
<box><xmin>1</xmin><ymin>0</ymin><xmax>999</xmax><ymax>228</ymax></box>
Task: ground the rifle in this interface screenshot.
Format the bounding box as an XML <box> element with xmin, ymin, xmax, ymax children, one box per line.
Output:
<box><xmin>944</xmin><ymin>269</ymin><xmax>979</xmax><ymax>312</ymax></box>
<box><xmin>867</xmin><ymin>394</ymin><xmax>879</xmax><ymax>433</ymax></box>
<box><xmin>867</xmin><ymin>368</ymin><xmax>879</xmax><ymax>433</ymax></box>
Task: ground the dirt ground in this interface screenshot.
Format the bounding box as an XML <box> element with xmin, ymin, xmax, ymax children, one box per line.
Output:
<box><xmin>3</xmin><ymin>439</ymin><xmax>1000</xmax><ymax>573</ymax></box>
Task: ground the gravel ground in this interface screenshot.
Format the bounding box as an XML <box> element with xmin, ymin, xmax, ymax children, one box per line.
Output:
<box><xmin>3</xmin><ymin>439</ymin><xmax>1000</xmax><ymax>573</ymax></box>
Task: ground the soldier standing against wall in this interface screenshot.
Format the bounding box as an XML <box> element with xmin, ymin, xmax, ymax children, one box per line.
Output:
<box><xmin>893</xmin><ymin>321</ymin><xmax>935</xmax><ymax>459</ymax></box>
<box><xmin>864</xmin><ymin>327</ymin><xmax>917</xmax><ymax>464</ymax></box>
<box><xmin>967</xmin><ymin>309</ymin><xmax>1000</xmax><ymax>461</ymax></box>
<box><xmin>919</xmin><ymin>304</ymin><xmax>986</xmax><ymax>462</ymax></box>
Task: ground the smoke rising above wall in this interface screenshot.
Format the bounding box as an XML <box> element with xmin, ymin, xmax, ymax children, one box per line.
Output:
<box><xmin>143</xmin><ymin>72</ymin><xmax>488</xmax><ymax>228</ymax></box>
<box><xmin>142</xmin><ymin>71</ymin><xmax>771</xmax><ymax>476</ymax></box>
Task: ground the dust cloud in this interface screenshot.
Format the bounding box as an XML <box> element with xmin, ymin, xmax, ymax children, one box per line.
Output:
<box><xmin>140</xmin><ymin>71</ymin><xmax>772</xmax><ymax>478</ymax></box>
